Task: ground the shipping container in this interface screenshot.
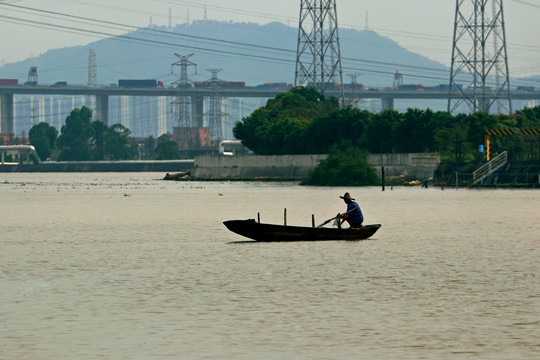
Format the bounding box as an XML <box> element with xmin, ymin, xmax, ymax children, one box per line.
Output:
<box><xmin>256</xmin><ymin>82</ymin><xmax>290</xmax><ymax>89</ymax></box>
<box><xmin>438</xmin><ymin>84</ymin><xmax>463</xmax><ymax>91</ymax></box>
<box><xmin>516</xmin><ymin>86</ymin><xmax>535</xmax><ymax>92</ymax></box>
<box><xmin>195</xmin><ymin>82</ymin><xmax>211</xmax><ymax>88</ymax></box>
<box><xmin>219</xmin><ymin>81</ymin><xmax>246</xmax><ymax>88</ymax></box>
<box><xmin>0</xmin><ymin>79</ymin><xmax>18</xmax><ymax>86</ymax></box>
<box><xmin>118</xmin><ymin>79</ymin><xmax>158</xmax><ymax>88</ymax></box>
<box><xmin>344</xmin><ymin>83</ymin><xmax>364</xmax><ymax>90</ymax></box>
<box><xmin>399</xmin><ymin>84</ymin><xmax>422</xmax><ymax>90</ymax></box>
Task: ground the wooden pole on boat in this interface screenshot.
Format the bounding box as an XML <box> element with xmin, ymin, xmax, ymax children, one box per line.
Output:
<box><xmin>312</xmin><ymin>214</ymin><xmax>315</xmax><ymax>228</ymax></box>
<box><xmin>257</xmin><ymin>212</ymin><xmax>260</xmax><ymax>224</ymax></box>
<box><xmin>284</xmin><ymin>208</ymin><xmax>287</xmax><ymax>226</ymax></box>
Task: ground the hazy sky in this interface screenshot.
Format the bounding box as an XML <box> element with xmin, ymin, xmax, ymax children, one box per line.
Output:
<box><xmin>1</xmin><ymin>0</ymin><xmax>539</xmax><ymax>78</ymax></box>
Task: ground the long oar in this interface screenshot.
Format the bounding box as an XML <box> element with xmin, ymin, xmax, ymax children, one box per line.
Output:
<box><xmin>316</xmin><ymin>209</ymin><xmax>354</xmax><ymax>228</ymax></box>
<box><xmin>316</xmin><ymin>213</ymin><xmax>341</xmax><ymax>228</ymax></box>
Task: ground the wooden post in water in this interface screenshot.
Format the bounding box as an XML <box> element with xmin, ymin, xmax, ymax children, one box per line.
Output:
<box><xmin>284</xmin><ymin>208</ymin><xmax>287</xmax><ymax>226</ymax></box>
<box><xmin>381</xmin><ymin>166</ymin><xmax>385</xmax><ymax>191</ymax></box>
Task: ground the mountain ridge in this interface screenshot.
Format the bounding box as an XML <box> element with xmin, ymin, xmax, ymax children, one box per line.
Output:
<box><xmin>0</xmin><ymin>21</ymin><xmax>450</xmax><ymax>88</ymax></box>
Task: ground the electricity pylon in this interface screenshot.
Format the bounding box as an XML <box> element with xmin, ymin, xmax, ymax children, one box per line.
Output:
<box><xmin>87</xmin><ymin>49</ymin><xmax>97</xmax><ymax>87</ymax></box>
<box><xmin>171</xmin><ymin>53</ymin><xmax>196</xmax><ymax>127</ymax></box>
<box><xmin>295</xmin><ymin>0</ymin><xmax>345</xmax><ymax>105</ymax></box>
<box><xmin>448</xmin><ymin>0</ymin><xmax>512</xmax><ymax>114</ymax></box>
<box><xmin>205</xmin><ymin>69</ymin><xmax>227</xmax><ymax>141</ymax></box>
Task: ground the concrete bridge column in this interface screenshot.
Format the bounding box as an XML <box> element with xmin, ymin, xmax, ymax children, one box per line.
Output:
<box><xmin>381</xmin><ymin>97</ymin><xmax>394</xmax><ymax>111</ymax></box>
<box><xmin>0</xmin><ymin>93</ymin><xmax>14</xmax><ymax>134</ymax></box>
<box><xmin>95</xmin><ymin>95</ymin><xmax>109</xmax><ymax>125</ymax></box>
<box><xmin>191</xmin><ymin>95</ymin><xmax>204</xmax><ymax>127</ymax></box>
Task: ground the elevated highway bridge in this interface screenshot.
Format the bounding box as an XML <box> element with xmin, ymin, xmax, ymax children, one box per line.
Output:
<box><xmin>1</xmin><ymin>85</ymin><xmax>540</xmax><ymax>133</ymax></box>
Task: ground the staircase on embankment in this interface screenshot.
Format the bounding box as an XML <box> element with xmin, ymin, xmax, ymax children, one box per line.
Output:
<box><xmin>472</xmin><ymin>151</ymin><xmax>508</xmax><ymax>185</ymax></box>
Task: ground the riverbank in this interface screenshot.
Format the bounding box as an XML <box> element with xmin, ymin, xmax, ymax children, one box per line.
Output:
<box><xmin>178</xmin><ymin>153</ymin><xmax>440</xmax><ymax>181</ymax></box>
<box><xmin>0</xmin><ymin>160</ymin><xmax>193</xmax><ymax>173</ymax></box>
<box><xmin>433</xmin><ymin>160</ymin><xmax>540</xmax><ymax>188</ymax></box>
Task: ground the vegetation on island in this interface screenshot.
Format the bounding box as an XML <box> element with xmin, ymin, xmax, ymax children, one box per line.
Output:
<box><xmin>301</xmin><ymin>140</ymin><xmax>380</xmax><ymax>186</ymax></box>
<box><xmin>233</xmin><ymin>87</ymin><xmax>540</xmax><ymax>185</ymax></box>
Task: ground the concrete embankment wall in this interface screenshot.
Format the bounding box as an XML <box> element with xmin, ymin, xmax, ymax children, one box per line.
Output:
<box><xmin>369</xmin><ymin>153</ymin><xmax>440</xmax><ymax>180</ymax></box>
<box><xmin>0</xmin><ymin>154</ymin><xmax>440</xmax><ymax>180</ymax></box>
<box><xmin>190</xmin><ymin>153</ymin><xmax>439</xmax><ymax>180</ymax></box>
<box><xmin>0</xmin><ymin>160</ymin><xmax>194</xmax><ymax>173</ymax></box>
<box><xmin>190</xmin><ymin>155</ymin><xmax>327</xmax><ymax>180</ymax></box>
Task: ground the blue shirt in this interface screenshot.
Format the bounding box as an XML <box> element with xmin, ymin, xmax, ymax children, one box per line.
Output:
<box><xmin>346</xmin><ymin>202</ymin><xmax>364</xmax><ymax>225</ymax></box>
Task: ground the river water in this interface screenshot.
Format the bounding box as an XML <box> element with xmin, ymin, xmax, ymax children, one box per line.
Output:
<box><xmin>1</xmin><ymin>172</ymin><xmax>538</xmax><ymax>359</ymax></box>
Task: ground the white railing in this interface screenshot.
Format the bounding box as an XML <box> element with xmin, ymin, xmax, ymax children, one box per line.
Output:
<box><xmin>472</xmin><ymin>151</ymin><xmax>508</xmax><ymax>184</ymax></box>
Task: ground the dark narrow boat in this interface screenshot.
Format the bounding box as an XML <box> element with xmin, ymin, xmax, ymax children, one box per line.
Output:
<box><xmin>224</xmin><ymin>219</ymin><xmax>381</xmax><ymax>242</ymax></box>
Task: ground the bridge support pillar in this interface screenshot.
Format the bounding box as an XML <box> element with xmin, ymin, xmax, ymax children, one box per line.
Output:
<box><xmin>95</xmin><ymin>95</ymin><xmax>109</xmax><ymax>125</ymax></box>
<box><xmin>381</xmin><ymin>97</ymin><xmax>394</xmax><ymax>111</ymax></box>
<box><xmin>192</xmin><ymin>96</ymin><xmax>204</xmax><ymax>128</ymax></box>
<box><xmin>0</xmin><ymin>93</ymin><xmax>14</xmax><ymax>134</ymax></box>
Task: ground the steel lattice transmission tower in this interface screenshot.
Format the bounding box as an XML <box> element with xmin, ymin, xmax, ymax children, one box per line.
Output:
<box><xmin>448</xmin><ymin>0</ymin><xmax>512</xmax><ymax>114</ymax></box>
<box><xmin>295</xmin><ymin>0</ymin><xmax>345</xmax><ymax>105</ymax></box>
<box><xmin>206</xmin><ymin>69</ymin><xmax>227</xmax><ymax>141</ymax></box>
<box><xmin>171</xmin><ymin>53</ymin><xmax>196</xmax><ymax>127</ymax></box>
<box><xmin>87</xmin><ymin>49</ymin><xmax>97</xmax><ymax>87</ymax></box>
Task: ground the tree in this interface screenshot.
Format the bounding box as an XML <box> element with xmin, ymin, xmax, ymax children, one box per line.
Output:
<box><xmin>56</xmin><ymin>106</ymin><xmax>138</xmax><ymax>161</ymax></box>
<box><xmin>393</xmin><ymin>109</ymin><xmax>438</xmax><ymax>153</ymax></box>
<box><xmin>304</xmin><ymin>107</ymin><xmax>371</xmax><ymax>154</ymax></box>
<box><xmin>103</xmin><ymin>123</ymin><xmax>137</xmax><ymax>160</ymax></box>
<box><xmin>365</xmin><ymin>110</ymin><xmax>400</xmax><ymax>153</ymax></box>
<box><xmin>90</xmin><ymin>120</ymin><xmax>107</xmax><ymax>160</ymax></box>
<box><xmin>29</xmin><ymin>122</ymin><xmax>58</xmax><ymax>160</ymax></box>
<box><xmin>302</xmin><ymin>140</ymin><xmax>379</xmax><ymax>186</ymax></box>
<box><xmin>155</xmin><ymin>133</ymin><xmax>180</xmax><ymax>160</ymax></box>
<box><xmin>56</xmin><ymin>107</ymin><xmax>93</xmax><ymax>161</ymax></box>
<box><xmin>233</xmin><ymin>87</ymin><xmax>339</xmax><ymax>154</ymax></box>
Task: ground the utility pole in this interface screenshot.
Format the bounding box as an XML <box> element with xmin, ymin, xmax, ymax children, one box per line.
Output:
<box><xmin>295</xmin><ymin>0</ymin><xmax>345</xmax><ymax>105</ymax></box>
<box><xmin>171</xmin><ymin>53</ymin><xmax>196</xmax><ymax>127</ymax></box>
<box><xmin>448</xmin><ymin>0</ymin><xmax>512</xmax><ymax>114</ymax></box>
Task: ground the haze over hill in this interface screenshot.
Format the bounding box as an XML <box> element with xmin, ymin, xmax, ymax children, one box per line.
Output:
<box><xmin>0</xmin><ymin>21</ymin><xmax>450</xmax><ymax>88</ymax></box>
<box><xmin>1</xmin><ymin>20</ymin><xmax>537</xmax><ymax>138</ymax></box>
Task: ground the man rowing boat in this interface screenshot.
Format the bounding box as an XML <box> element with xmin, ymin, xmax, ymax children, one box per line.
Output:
<box><xmin>339</xmin><ymin>192</ymin><xmax>364</xmax><ymax>228</ymax></box>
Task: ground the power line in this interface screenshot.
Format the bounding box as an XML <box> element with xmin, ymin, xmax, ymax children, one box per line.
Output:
<box><xmin>1</xmin><ymin>2</ymin><xmax>538</xmax><ymax>89</ymax></box>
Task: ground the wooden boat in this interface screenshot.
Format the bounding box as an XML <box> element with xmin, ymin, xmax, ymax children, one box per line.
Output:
<box><xmin>224</xmin><ymin>219</ymin><xmax>381</xmax><ymax>242</ymax></box>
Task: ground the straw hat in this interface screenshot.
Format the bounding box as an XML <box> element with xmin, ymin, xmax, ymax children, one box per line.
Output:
<box><xmin>339</xmin><ymin>192</ymin><xmax>355</xmax><ymax>201</ymax></box>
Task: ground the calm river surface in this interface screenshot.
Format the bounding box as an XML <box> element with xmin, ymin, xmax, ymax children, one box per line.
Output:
<box><xmin>1</xmin><ymin>173</ymin><xmax>538</xmax><ymax>359</ymax></box>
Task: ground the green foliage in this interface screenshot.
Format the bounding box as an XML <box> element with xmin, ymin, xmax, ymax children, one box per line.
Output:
<box><xmin>29</xmin><ymin>122</ymin><xmax>58</xmax><ymax>160</ymax></box>
<box><xmin>233</xmin><ymin>87</ymin><xmax>340</xmax><ymax>154</ymax></box>
<box><xmin>56</xmin><ymin>106</ymin><xmax>138</xmax><ymax>161</ymax></box>
<box><xmin>233</xmin><ymin>87</ymin><xmax>540</xmax><ymax>161</ymax></box>
<box><xmin>302</xmin><ymin>140</ymin><xmax>380</xmax><ymax>186</ymax></box>
<box><xmin>155</xmin><ymin>133</ymin><xmax>181</xmax><ymax>160</ymax></box>
<box><xmin>304</xmin><ymin>107</ymin><xmax>371</xmax><ymax>153</ymax></box>
<box><xmin>103</xmin><ymin>124</ymin><xmax>137</xmax><ymax>160</ymax></box>
<box><xmin>57</xmin><ymin>107</ymin><xmax>93</xmax><ymax>161</ymax></box>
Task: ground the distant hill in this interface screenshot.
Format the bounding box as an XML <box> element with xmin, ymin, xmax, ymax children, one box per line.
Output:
<box><xmin>0</xmin><ymin>21</ymin><xmax>450</xmax><ymax>88</ymax></box>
